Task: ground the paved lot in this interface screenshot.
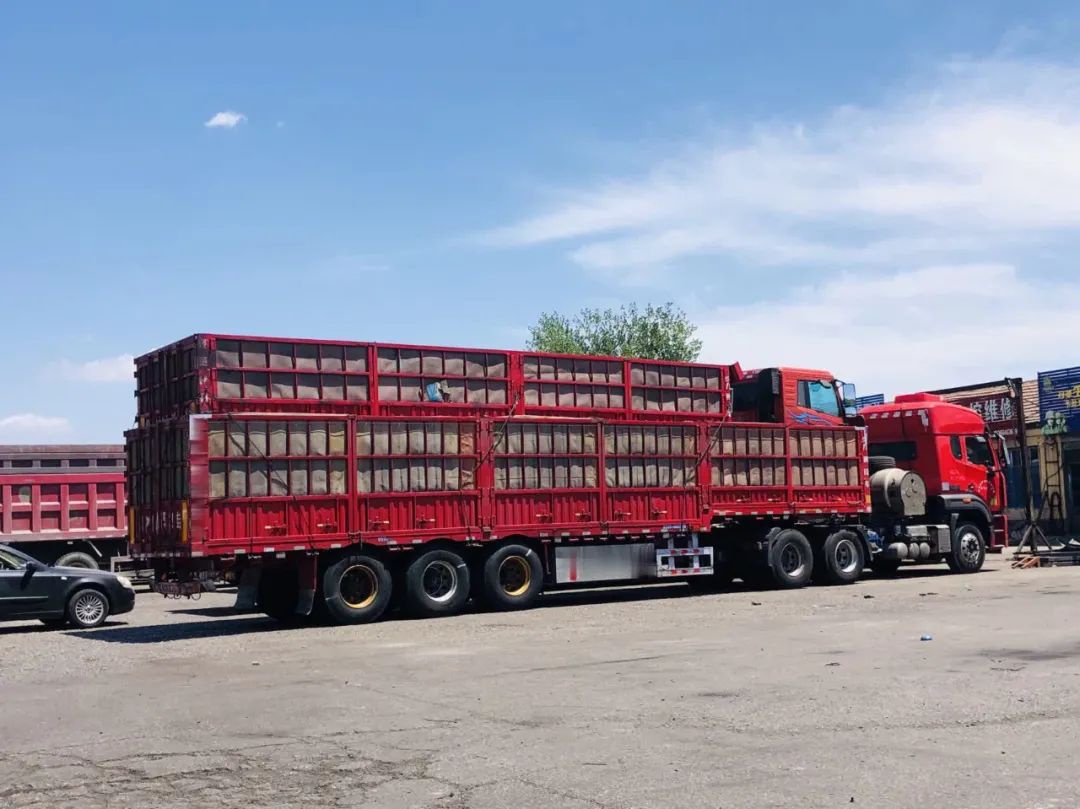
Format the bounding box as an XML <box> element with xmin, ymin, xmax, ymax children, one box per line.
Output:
<box><xmin>2</xmin><ymin>557</ymin><xmax>1079</xmax><ymax>808</ymax></box>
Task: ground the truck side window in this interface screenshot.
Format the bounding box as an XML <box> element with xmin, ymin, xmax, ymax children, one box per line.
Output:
<box><xmin>798</xmin><ymin>380</ymin><xmax>840</xmax><ymax>417</ymax></box>
<box><xmin>950</xmin><ymin>436</ymin><xmax>963</xmax><ymax>460</ymax></box>
<box><xmin>965</xmin><ymin>435</ymin><xmax>992</xmax><ymax>466</ymax></box>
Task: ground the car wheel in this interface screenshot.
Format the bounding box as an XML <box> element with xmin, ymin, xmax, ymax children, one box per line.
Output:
<box><xmin>55</xmin><ymin>552</ymin><xmax>99</xmax><ymax>570</ymax></box>
<box><xmin>67</xmin><ymin>588</ymin><xmax>110</xmax><ymax>629</ymax></box>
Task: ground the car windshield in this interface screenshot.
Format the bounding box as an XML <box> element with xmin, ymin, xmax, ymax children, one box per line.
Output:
<box><xmin>0</xmin><ymin>545</ymin><xmax>40</xmax><ymax>569</ymax></box>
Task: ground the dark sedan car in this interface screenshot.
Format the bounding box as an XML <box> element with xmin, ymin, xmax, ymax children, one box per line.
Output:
<box><xmin>0</xmin><ymin>544</ymin><xmax>135</xmax><ymax>628</ymax></box>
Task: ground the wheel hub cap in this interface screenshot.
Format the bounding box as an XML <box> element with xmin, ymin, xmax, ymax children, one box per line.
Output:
<box><xmin>422</xmin><ymin>561</ymin><xmax>458</xmax><ymax>603</ymax></box>
<box><xmin>499</xmin><ymin>556</ymin><xmax>531</xmax><ymax>597</ymax></box>
<box><xmin>780</xmin><ymin>545</ymin><xmax>804</xmax><ymax>576</ymax></box>
<box><xmin>74</xmin><ymin>594</ymin><xmax>104</xmax><ymax>625</ymax></box>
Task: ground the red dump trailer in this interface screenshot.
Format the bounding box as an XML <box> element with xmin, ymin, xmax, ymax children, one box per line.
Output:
<box><xmin>0</xmin><ymin>445</ymin><xmax>133</xmax><ymax>570</ymax></box>
<box><xmin>128</xmin><ymin>334</ymin><xmax>1003</xmax><ymax>623</ymax></box>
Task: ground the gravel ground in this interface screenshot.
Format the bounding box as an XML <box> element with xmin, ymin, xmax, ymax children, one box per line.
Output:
<box><xmin>2</xmin><ymin>556</ymin><xmax>1079</xmax><ymax>808</ymax></box>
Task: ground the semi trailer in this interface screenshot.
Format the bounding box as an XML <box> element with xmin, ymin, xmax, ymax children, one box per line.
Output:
<box><xmin>126</xmin><ymin>334</ymin><xmax>1007</xmax><ymax>623</ymax></box>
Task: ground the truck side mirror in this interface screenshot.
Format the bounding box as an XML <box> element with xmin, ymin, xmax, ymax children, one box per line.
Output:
<box><xmin>840</xmin><ymin>382</ymin><xmax>857</xmax><ymax>417</ymax></box>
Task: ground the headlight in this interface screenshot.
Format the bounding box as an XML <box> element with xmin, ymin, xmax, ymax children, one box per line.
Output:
<box><xmin>116</xmin><ymin>575</ymin><xmax>134</xmax><ymax>590</ymax></box>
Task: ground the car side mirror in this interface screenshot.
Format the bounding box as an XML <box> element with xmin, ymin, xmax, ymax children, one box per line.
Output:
<box><xmin>25</xmin><ymin>560</ymin><xmax>42</xmax><ymax>574</ymax></box>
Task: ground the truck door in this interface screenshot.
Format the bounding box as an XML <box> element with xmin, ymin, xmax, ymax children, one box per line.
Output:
<box><xmin>949</xmin><ymin>434</ymin><xmax>996</xmax><ymax>506</ymax></box>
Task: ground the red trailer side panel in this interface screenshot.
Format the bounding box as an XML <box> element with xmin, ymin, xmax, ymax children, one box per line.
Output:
<box><xmin>0</xmin><ymin>446</ymin><xmax>127</xmax><ymax>545</ymax></box>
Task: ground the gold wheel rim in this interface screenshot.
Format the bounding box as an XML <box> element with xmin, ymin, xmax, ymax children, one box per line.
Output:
<box><xmin>341</xmin><ymin>565</ymin><xmax>378</xmax><ymax>609</ymax></box>
<box><xmin>499</xmin><ymin>556</ymin><xmax>531</xmax><ymax>598</ymax></box>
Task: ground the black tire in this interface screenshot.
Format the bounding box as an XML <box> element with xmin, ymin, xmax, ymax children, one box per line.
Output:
<box><xmin>871</xmin><ymin>558</ymin><xmax>902</xmax><ymax>577</ymax></box>
<box><xmin>868</xmin><ymin>456</ymin><xmax>896</xmax><ymax>474</ymax></box>
<box><xmin>768</xmin><ymin>530</ymin><xmax>813</xmax><ymax>589</ymax></box>
<box><xmin>946</xmin><ymin>522</ymin><xmax>985</xmax><ymax>573</ymax></box>
<box><xmin>482</xmin><ymin>544</ymin><xmax>544</xmax><ymax>610</ymax></box>
<box><xmin>66</xmin><ymin>588</ymin><xmax>109</xmax><ymax>629</ymax></box>
<box><xmin>322</xmin><ymin>554</ymin><xmax>393</xmax><ymax>625</ymax></box>
<box><xmin>256</xmin><ymin>567</ymin><xmax>299</xmax><ymax>621</ymax></box>
<box><xmin>55</xmin><ymin>552</ymin><xmax>99</xmax><ymax>570</ymax></box>
<box><xmin>404</xmin><ymin>549</ymin><xmax>471</xmax><ymax>617</ymax></box>
<box><xmin>816</xmin><ymin>530</ymin><xmax>865</xmax><ymax>585</ymax></box>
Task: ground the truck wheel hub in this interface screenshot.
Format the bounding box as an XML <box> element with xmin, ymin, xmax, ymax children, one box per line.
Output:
<box><xmin>422</xmin><ymin>561</ymin><xmax>458</xmax><ymax>603</ymax></box>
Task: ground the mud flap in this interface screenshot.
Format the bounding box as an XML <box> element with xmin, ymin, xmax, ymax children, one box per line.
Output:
<box><xmin>295</xmin><ymin>555</ymin><xmax>317</xmax><ymax>616</ymax></box>
<box><xmin>235</xmin><ymin>566</ymin><xmax>261</xmax><ymax>611</ymax></box>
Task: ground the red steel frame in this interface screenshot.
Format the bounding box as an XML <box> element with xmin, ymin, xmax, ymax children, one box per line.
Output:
<box><xmin>130</xmin><ymin>413</ymin><xmax>868</xmax><ymax>560</ymax></box>
<box><xmin>133</xmin><ymin>334</ymin><xmax>731</xmax><ymax>424</ymax></box>
<box><xmin>128</xmin><ymin>333</ymin><xmax>869</xmax><ymax>562</ymax></box>
<box><xmin>0</xmin><ymin>473</ymin><xmax>127</xmax><ymax>543</ymax></box>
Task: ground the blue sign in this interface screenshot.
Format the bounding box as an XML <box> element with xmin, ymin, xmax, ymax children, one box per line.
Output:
<box><xmin>1038</xmin><ymin>368</ymin><xmax>1080</xmax><ymax>432</ymax></box>
<box><xmin>853</xmin><ymin>393</ymin><xmax>885</xmax><ymax>411</ymax></box>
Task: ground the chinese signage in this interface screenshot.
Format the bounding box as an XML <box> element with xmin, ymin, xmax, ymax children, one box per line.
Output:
<box><xmin>948</xmin><ymin>392</ymin><xmax>1019</xmax><ymax>436</ymax></box>
<box><xmin>853</xmin><ymin>393</ymin><xmax>884</xmax><ymax>411</ymax></box>
<box><xmin>1039</xmin><ymin>367</ymin><xmax>1080</xmax><ymax>433</ymax></box>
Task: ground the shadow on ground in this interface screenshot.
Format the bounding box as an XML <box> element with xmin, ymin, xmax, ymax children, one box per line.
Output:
<box><xmin>62</xmin><ymin>563</ymin><xmax>980</xmax><ymax>643</ymax></box>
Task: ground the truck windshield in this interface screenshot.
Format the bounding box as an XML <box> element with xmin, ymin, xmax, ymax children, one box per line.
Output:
<box><xmin>798</xmin><ymin>381</ymin><xmax>840</xmax><ymax>417</ymax></box>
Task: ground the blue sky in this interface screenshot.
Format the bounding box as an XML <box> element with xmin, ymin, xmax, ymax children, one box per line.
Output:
<box><xmin>3</xmin><ymin>2</ymin><xmax>1080</xmax><ymax>441</ymax></box>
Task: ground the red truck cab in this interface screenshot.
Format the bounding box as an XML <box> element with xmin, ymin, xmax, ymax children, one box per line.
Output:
<box><xmin>861</xmin><ymin>393</ymin><xmax>1008</xmax><ymax>549</ymax></box>
<box><xmin>731</xmin><ymin>367</ymin><xmax>847</xmax><ymax>427</ymax></box>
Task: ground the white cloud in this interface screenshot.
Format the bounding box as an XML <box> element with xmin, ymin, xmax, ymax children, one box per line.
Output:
<box><xmin>204</xmin><ymin>110</ymin><xmax>247</xmax><ymax>129</ymax></box>
<box><xmin>0</xmin><ymin>414</ymin><xmax>72</xmax><ymax>441</ymax></box>
<box><xmin>696</xmin><ymin>263</ymin><xmax>1080</xmax><ymax>396</ymax></box>
<box><xmin>485</xmin><ymin>56</ymin><xmax>1080</xmax><ymax>274</ymax></box>
<box><xmin>54</xmin><ymin>354</ymin><xmax>134</xmax><ymax>383</ymax></box>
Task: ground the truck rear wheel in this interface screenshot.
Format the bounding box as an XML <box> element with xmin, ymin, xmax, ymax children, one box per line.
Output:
<box><xmin>816</xmin><ymin>530</ymin><xmax>864</xmax><ymax>585</ymax></box>
<box><xmin>404</xmin><ymin>549</ymin><xmax>470</xmax><ymax>617</ymax></box>
<box><xmin>482</xmin><ymin>544</ymin><xmax>543</xmax><ymax>610</ymax></box>
<box><xmin>946</xmin><ymin>523</ymin><xmax>985</xmax><ymax>574</ymax></box>
<box><xmin>56</xmin><ymin>552</ymin><xmax>98</xmax><ymax>570</ymax></box>
<box><xmin>322</xmin><ymin>554</ymin><xmax>392</xmax><ymax>624</ymax></box>
<box><xmin>769</xmin><ymin>530</ymin><xmax>813</xmax><ymax>589</ymax></box>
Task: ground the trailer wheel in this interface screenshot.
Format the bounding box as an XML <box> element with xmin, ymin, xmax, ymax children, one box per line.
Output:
<box><xmin>55</xmin><ymin>552</ymin><xmax>98</xmax><ymax>570</ymax></box>
<box><xmin>404</xmin><ymin>549</ymin><xmax>471</xmax><ymax>617</ymax></box>
<box><xmin>816</xmin><ymin>530</ymin><xmax>864</xmax><ymax>585</ymax></box>
<box><xmin>768</xmin><ymin>530</ymin><xmax>813</xmax><ymax>589</ymax></box>
<box><xmin>946</xmin><ymin>523</ymin><xmax>985</xmax><ymax>574</ymax></box>
<box><xmin>482</xmin><ymin>544</ymin><xmax>543</xmax><ymax>610</ymax></box>
<box><xmin>322</xmin><ymin>555</ymin><xmax>392</xmax><ymax>624</ymax></box>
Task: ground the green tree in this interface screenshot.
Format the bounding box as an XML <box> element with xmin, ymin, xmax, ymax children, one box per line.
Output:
<box><xmin>527</xmin><ymin>303</ymin><xmax>702</xmax><ymax>361</ymax></box>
